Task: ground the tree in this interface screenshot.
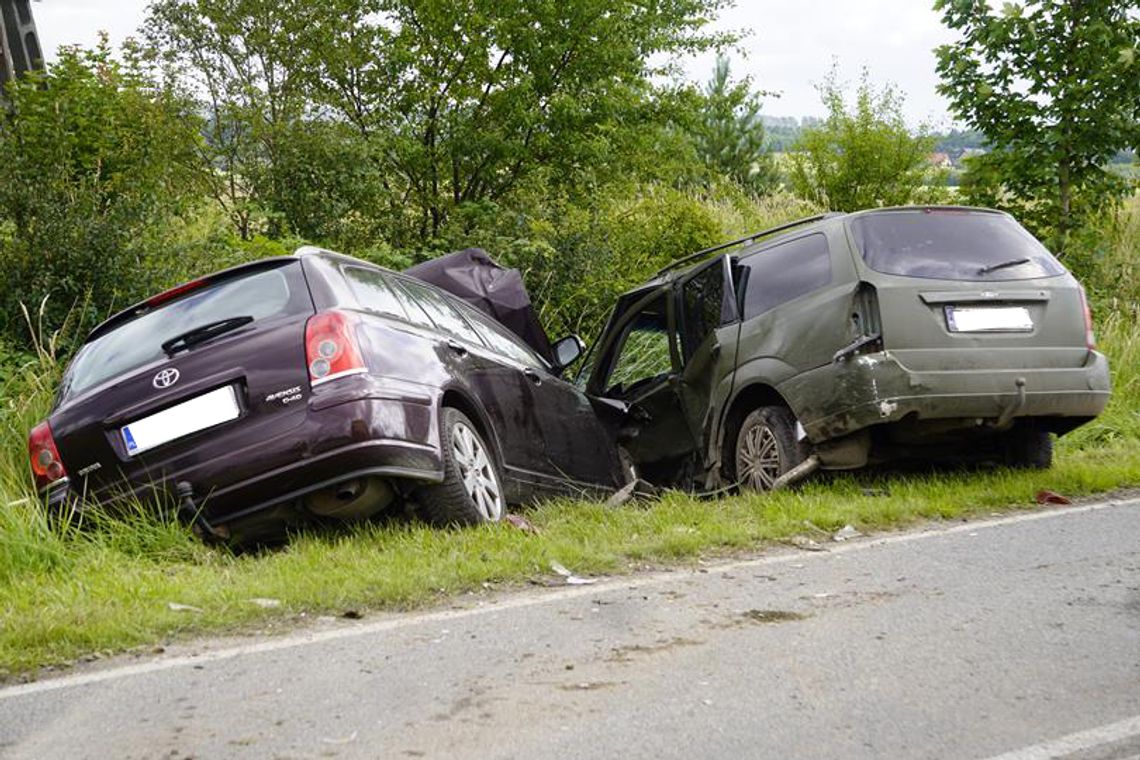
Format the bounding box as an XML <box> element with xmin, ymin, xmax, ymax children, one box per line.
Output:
<box><xmin>787</xmin><ymin>67</ymin><xmax>937</xmax><ymax>211</ymax></box>
<box><xmin>690</xmin><ymin>55</ymin><xmax>779</xmax><ymax>195</ymax></box>
<box><xmin>0</xmin><ymin>40</ymin><xmax>204</xmax><ymax>344</ymax></box>
<box><xmin>146</xmin><ymin>0</ymin><xmax>337</xmax><ymax>241</ymax></box>
<box><xmin>296</xmin><ymin>0</ymin><xmax>734</xmax><ymax>245</ymax></box>
<box><xmin>935</xmin><ymin>0</ymin><xmax>1140</xmax><ymax>249</ymax></box>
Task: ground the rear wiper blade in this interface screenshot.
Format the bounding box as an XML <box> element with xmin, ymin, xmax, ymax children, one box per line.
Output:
<box><xmin>977</xmin><ymin>257</ymin><xmax>1030</xmax><ymax>275</ymax></box>
<box><xmin>162</xmin><ymin>316</ymin><xmax>254</xmax><ymax>356</ymax></box>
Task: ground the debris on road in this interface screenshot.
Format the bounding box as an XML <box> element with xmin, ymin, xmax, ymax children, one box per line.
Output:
<box><xmin>605</xmin><ymin>479</ymin><xmax>659</xmax><ymax>507</ymax></box>
<box><xmin>833</xmin><ymin>524</ymin><xmax>863</xmax><ymax>542</ymax></box>
<box><xmin>1036</xmin><ymin>490</ymin><xmax>1073</xmax><ymax>505</ymax></box>
<box><xmin>550</xmin><ymin>561</ymin><xmax>598</xmax><ymax>585</ymax></box>
<box><xmin>167</xmin><ymin>602</ymin><xmax>203</xmax><ymax>613</ymax></box>
<box><xmin>247</xmin><ymin>598</ymin><xmax>281</xmax><ymax>608</ymax></box>
<box><xmin>789</xmin><ymin>536</ymin><xmax>826</xmax><ymax>552</ymax></box>
<box><xmin>504</xmin><ymin>513</ymin><xmax>540</xmax><ymax>533</ymax></box>
<box><xmin>321</xmin><ymin>731</ymin><xmax>358</xmax><ymax>745</ymax></box>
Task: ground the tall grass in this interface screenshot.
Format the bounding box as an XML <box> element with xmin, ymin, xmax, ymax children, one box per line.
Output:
<box><xmin>0</xmin><ymin>197</ymin><xmax>1137</xmax><ymax>679</ymax></box>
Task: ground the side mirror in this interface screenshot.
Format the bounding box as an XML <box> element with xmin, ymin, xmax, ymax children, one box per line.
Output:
<box><xmin>551</xmin><ymin>335</ymin><xmax>586</xmax><ymax>374</ymax></box>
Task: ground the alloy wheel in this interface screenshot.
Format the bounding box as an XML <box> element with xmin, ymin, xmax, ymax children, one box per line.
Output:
<box><xmin>450</xmin><ymin>422</ymin><xmax>503</xmax><ymax>521</ymax></box>
<box><xmin>737</xmin><ymin>423</ymin><xmax>781</xmax><ymax>490</ymax></box>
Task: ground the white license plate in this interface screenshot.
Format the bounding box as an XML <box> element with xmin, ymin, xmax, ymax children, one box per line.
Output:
<box><xmin>945</xmin><ymin>306</ymin><xmax>1033</xmax><ymax>333</ymax></box>
<box><xmin>122</xmin><ymin>385</ymin><xmax>240</xmax><ymax>456</ymax></box>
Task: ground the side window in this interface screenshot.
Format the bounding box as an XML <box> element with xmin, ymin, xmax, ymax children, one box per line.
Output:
<box><xmin>680</xmin><ymin>259</ymin><xmax>729</xmax><ymax>364</ymax></box>
<box><xmin>741</xmin><ymin>233</ymin><xmax>832</xmax><ymax>320</ymax></box>
<box><xmin>454</xmin><ymin>301</ymin><xmax>546</xmax><ymax>368</ymax></box>
<box><xmin>394</xmin><ymin>278</ymin><xmax>485</xmax><ymax>345</ymax></box>
<box><xmin>603</xmin><ymin>296</ymin><xmax>674</xmax><ymax>396</ymax></box>
<box><xmin>343</xmin><ymin>266</ymin><xmax>407</xmax><ymax>320</ymax></box>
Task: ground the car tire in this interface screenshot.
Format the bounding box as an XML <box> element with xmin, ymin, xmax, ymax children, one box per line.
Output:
<box><xmin>1003</xmin><ymin>425</ymin><xmax>1053</xmax><ymax>470</ymax></box>
<box><xmin>731</xmin><ymin>406</ymin><xmax>808</xmax><ymax>491</ymax></box>
<box><xmin>417</xmin><ymin>408</ymin><xmax>505</xmax><ymax>526</ymax></box>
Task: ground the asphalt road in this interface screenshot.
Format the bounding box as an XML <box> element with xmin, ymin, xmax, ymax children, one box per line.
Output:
<box><xmin>2</xmin><ymin>498</ymin><xmax>1139</xmax><ymax>760</ymax></box>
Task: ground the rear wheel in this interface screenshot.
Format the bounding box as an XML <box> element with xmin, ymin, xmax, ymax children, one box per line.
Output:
<box><xmin>731</xmin><ymin>406</ymin><xmax>808</xmax><ymax>491</ymax></box>
<box><xmin>417</xmin><ymin>408</ymin><xmax>504</xmax><ymax>526</ymax></box>
<box><xmin>1003</xmin><ymin>425</ymin><xmax>1053</xmax><ymax>470</ymax></box>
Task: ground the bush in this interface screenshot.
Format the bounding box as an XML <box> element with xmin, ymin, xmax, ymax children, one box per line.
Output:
<box><xmin>0</xmin><ymin>41</ymin><xmax>204</xmax><ymax>349</ymax></box>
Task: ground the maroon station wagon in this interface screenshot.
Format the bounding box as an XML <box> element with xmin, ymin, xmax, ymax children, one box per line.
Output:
<box><xmin>28</xmin><ymin>248</ymin><xmax>627</xmax><ymax>543</ymax></box>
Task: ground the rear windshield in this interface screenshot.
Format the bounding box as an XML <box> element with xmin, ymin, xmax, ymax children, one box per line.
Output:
<box><xmin>850</xmin><ymin>211</ymin><xmax>1065</xmax><ymax>281</ymax></box>
<box><xmin>59</xmin><ymin>265</ymin><xmax>311</xmax><ymax>402</ymax></box>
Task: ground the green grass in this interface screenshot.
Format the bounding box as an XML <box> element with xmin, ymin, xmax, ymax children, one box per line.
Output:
<box><xmin>2</xmin><ymin>205</ymin><xmax>1138</xmax><ymax>680</ymax></box>
<box><xmin>1</xmin><ymin>442</ymin><xmax>1138</xmax><ymax>678</ymax></box>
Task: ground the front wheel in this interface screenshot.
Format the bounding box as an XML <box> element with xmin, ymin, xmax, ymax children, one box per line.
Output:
<box><xmin>417</xmin><ymin>408</ymin><xmax>505</xmax><ymax>526</ymax></box>
<box><xmin>731</xmin><ymin>406</ymin><xmax>808</xmax><ymax>492</ymax></box>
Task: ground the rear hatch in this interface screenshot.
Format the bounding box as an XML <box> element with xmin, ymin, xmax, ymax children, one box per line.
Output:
<box><xmin>49</xmin><ymin>259</ymin><xmax>315</xmax><ymax>502</ymax></box>
<box><xmin>847</xmin><ymin>208</ymin><xmax>1092</xmax><ymax>371</ymax></box>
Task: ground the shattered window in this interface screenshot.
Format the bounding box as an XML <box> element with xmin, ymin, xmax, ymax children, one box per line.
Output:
<box><xmin>605</xmin><ymin>297</ymin><xmax>674</xmax><ymax>396</ymax></box>
<box><xmin>680</xmin><ymin>259</ymin><xmax>729</xmax><ymax>364</ymax></box>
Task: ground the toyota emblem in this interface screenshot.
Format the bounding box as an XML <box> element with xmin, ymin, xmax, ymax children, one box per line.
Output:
<box><xmin>153</xmin><ymin>368</ymin><xmax>181</xmax><ymax>389</ymax></box>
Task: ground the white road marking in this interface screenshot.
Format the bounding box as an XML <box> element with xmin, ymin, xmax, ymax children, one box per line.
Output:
<box><xmin>981</xmin><ymin>713</ymin><xmax>1140</xmax><ymax>760</ymax></box>
<box><xmin>1</xmin><ymin>496</ymin><xmax>1136</xmax><ymax>702</ymax></box>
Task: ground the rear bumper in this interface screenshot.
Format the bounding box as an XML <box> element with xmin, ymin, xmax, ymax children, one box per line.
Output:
<box><xmin>53</xmin><ymin>393</ymin><xmax>445</xmax><ymax>527</ymax></box>
<box><xmin>791</xmin><ymin>350</ymin><xmax>1112</xmax><ymax>442</ymax></box>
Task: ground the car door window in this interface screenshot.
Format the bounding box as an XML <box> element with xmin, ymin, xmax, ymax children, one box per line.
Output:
<box><xmin>394</xmin><ymin>278</ymin><xmax>485</xmax><ymax>345</ymax></box>
<box><xmin>680</xmin><ymin>259</ymin><xmax>731</xmax><ymax>365</ymax></box>
<box><xmin>740</xmin><ymin>233</ymin><xmax>832</xmax><ymax>320</ymax></box>
<box><xmin>452</xmin><ymin>301</ymin><xmax>547</xmax><ymax>369</ymax></box>
<box><xmin>603</xmin><ymin>296</ymin><xmax>674</xmax><ymax>396</ymax></box>
<box><xmin>343</xmin><ymin>266</ymin><xmax>408</xmax><ymax>320</ymax></box>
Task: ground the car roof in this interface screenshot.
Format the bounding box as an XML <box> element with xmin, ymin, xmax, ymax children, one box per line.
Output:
<box><xmin>624</xmin><ymin>205</ymin><xmax>1009</xmax><ymax>298</ymax></box>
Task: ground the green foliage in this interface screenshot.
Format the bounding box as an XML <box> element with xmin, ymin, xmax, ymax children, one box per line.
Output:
<box><xmin>149</xmin><ymin>0</ymin><xmax>735</xmax><ymax>248</ymax></box>
<box><xmin>423</xmin><ymin>183</ymin><xmax>817</xmax><ymax>342</ymax></box>
<box><xmin>787</xmin><ymin>67</ymin><xmax>940</xmax><ymax>211</ymax></box>
<box><xmin>689</xmin><ymin>55</ymin><xmax>779</xmax><ymax>195</ymax></box>
<box><xmin>935</xmin><ymin>0</ymin><xmax>1140</xmax><ymax>250</ymax></box>
<box><xmin>0</xmin><ymin>40</ymin><xmax>204</xmax><ymax>348</ymax></box>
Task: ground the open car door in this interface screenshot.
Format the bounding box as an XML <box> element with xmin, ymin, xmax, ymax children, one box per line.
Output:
<box><xmin>586</xmin><ymin>288</ymin><xmax>700</xmax><ymax>486</ymax></box>
<box><xmin>674</xmin><ymin>256</ymin><xmax>740</xmax><ymax>471</ymax></box>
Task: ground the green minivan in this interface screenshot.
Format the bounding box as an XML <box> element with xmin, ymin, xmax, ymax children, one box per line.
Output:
<box><xmin>579</xmin><ymin>207</ymin><xmax>1111</xmax><ymax>491</ymax></box>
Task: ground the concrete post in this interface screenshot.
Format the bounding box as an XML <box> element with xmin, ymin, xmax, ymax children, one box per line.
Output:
<box><xmin>0</xmin><ymin>0</ymin><xmax>43</xmax><ymax>87</ymax></box>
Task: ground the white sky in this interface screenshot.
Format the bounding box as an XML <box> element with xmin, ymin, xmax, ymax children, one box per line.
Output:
<box><xmin>33</xmin><ymin>0</ymin><xmax>958</xmax><ymax>127</ymax></box>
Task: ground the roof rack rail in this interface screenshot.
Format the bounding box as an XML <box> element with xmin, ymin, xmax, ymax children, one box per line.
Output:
<box><xmin>654</xmin><ymin>213</ymin><xmax>838</xmax><ymax>277</ymax></box>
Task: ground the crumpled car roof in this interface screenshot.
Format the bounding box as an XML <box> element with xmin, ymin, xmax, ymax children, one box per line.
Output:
<box><xmin>405</xmin><ymin>248</ymin><xmax>555</xmax><ymax>363</ymax></box>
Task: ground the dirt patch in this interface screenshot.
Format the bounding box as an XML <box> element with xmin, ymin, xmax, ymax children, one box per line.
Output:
<box><xmin>740</xmin><ymin>609</ymin><xmax>807</xmax><ymax>624</ymax></box>
<box><xmin>607</xmin><ymin>637</ymin><xmax>704</xmax><ymax>663</ymax></box>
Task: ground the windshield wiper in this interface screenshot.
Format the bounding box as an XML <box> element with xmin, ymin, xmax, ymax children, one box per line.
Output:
<box><xmin>162</xmin><ymin>316</ymin><xmax>254</xmax><ymax>356</ymax></box>
<box><xmin>977</xmin><ymin>257</ymin><xmax>1030</xmax><ymax>275</ymax></box>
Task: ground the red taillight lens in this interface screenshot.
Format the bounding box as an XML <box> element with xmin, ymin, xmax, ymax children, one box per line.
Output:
<box><xmin>305</xmin><ymin>310</ymin><xmax>366</xmax><ymax>386</ymax></box>
<box><xmin>28</xmin><ymin>420</ymin><xmax>67</xmax><ymax>491</ymax></box>
<box><xmin>1078</xmin><ymin>286</ymin><xmax>1096</xmax><ymax>350</ymax></box>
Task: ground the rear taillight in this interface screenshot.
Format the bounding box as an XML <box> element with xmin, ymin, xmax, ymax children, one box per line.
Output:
<box><xmin>28</xmin><ymin>420</ymin><xmax>67</xmax><ymax>491</ymax></box>
<box><xmin>1078</xmin><ymin>286</ymin><xmax>1096</xmax><ymax>350</ymax></box>
<box><xmin>305</xmin><ymin>310</ymin><xmax>367</xmax><ymax>386</ymax></box>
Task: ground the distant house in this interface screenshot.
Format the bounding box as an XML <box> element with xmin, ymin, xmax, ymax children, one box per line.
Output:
<box><xmin>927</xmin><ymin>152</ymin><xmax>953</xmax><ymax>169</ymax></box>
<box><xmin>959</xmin><ymin>148</ymin><xmax>988</xmax><ymax>164</ymax></box>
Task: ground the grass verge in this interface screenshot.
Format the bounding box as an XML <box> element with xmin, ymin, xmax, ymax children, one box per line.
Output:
<box><xmin>2</xmin><ymin>442</ymin><xmax>1139</xmax><ymax>680</ymax></box>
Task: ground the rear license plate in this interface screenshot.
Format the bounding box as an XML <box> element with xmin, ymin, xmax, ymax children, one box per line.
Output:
<box><xmin>121</xmin><ymin>385</ymin><xmax>241</xmax><ymax>456</ymax></box>
<box><xmin>945</xmin><ymin>306</ymin><xmax>1033</xmax><ymax>333</ymax></box>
